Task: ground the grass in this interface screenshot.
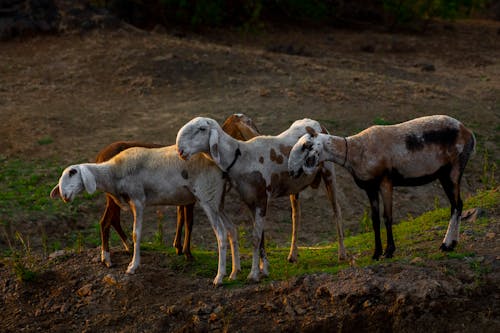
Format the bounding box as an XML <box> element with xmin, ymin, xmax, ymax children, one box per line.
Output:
<box><xmin>155</xmin><ymin>187</ymin><xmax>499</xmax><ymax>285</ymax></box>
<box><xmin>0</xmin><ymin>156</ymin><xmax>97</xmax><ymax>220</ymax></box>
<box><xmin>122</xmin><ymin>187</ymin><xmax>499</xmax><ymax>288</ymax></box>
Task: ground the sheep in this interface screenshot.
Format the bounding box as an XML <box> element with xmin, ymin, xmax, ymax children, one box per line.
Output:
<box><xmin>50</xmin><ymin>145</ymin><xmax>241</xmax><ymax>286</ymax></box>
<box><xmin>93</xmin><ymin>114</ymin><xmax>261</xmax><ymax>268</ymax></box>
<box><xmin>288</xmin><ymin>115</ymin><xmax>476</xmax><ymax>260</ymax></box>
<box><xmin>176</xmin><ymin>117</ymin><xmax>346</xmax><ymax>282</ymax></box>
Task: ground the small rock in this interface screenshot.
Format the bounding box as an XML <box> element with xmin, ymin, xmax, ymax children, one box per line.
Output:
<box><xmin>102</xmin><ymin>274</ymin><xmax>118</xmax><ymax>286</ymax></box>
<box><xmin>161</xmin><ymin>305</ymin><xmax>179</xmax><ymax>315</ymax></box>
<box><xmin>411</xmin><ymin>257</ymin><xmax>424</xmax><ymax>264</ymax></box>
<box><xmin>363</xmin><ymin>299</ymin><xmax>373</xmax><ymax>308</ymax></box>
<box><xmin>49</xmin><ymin>250</ymin><xmax>66</xmax><ymax>259</ymax></box>
<box><xmin>76</xmin><ymin>284</ymin><xmax>92</xmax><ymax>297</ymax></box>
<box><xmin>209</xmin><ymin>312</ymin><xmax>218</xmax><ymax>322</ymax></box>
<box><xmin>486</xmin><ymin>232</ymin><xmax>495</xmax><ymax>240</ymax></box>
<box><xmin>295</xmin><ymin>306</ymin><xmax>307</xmax><ymax>315</ymax></box>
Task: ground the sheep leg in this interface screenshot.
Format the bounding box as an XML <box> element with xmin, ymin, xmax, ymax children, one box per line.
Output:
<box><xmin>439</xmin><ymin>172</ymin><xmax>463</xmax><ymax>251</ymax></box>
<box><xmin>248</xmin><ymin>206</ymin><xmax>267</xmax><ymax>282</ymax></box>
<box><xmin>367</xmin><ymin>189</ymin><xmax>383</xmax><ymax>260</ymax></box>
<box><xmin>259</xmin><ymin>230</ymin><xmax>269</xmax><ymax>277</ymax></box>
<box><xmin>99</xmin><ymin>195</ymin><xmax>128</xmax><ymax>267</ymax></box>
<box><xmin>380</xmin><ymin>179</ymin><xmax>396</xmax><ymax>258</ymax></box>
<box><xmin>322</xmin><ymin>166</ymin><xmax>347</xmax><ymax>261</ymax></box>
<box><xmin>220</xmin><ymin>211</ymin><xmax>241</xmax><ymax>280</ymax></box>
<box><xmin>199</xmin><ymin>203</ymin><xmax>227</xmax><ymax>286</ymax></box>
<box><xmin>173</xmin><ymin>206</ymin><xmax>184</xmax><ymax>255</ymax></box>
<box><xmin>182</xmin><ymin>204</ymin><xmax>194</xmax><ymax>261</ymax></box>
<box><xmin>287</xmin><ymin>193</ymin><xmax>300</xmax><ymax>263</ymax></box>
<box><xmin>99</xmin><ymin>209</ymin><xmax>112</xmax><ymax>267</ymax></box>
<box><xmin>126</xmin><ymin>201</ymin><xmax>144</xmax><ymax>274</ymax></box>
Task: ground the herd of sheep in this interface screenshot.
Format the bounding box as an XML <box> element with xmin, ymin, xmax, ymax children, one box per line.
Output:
<box><xmin>50</xmin><ymin>114</ymin><xmax>475</xmax><ymax>286</ymax></box>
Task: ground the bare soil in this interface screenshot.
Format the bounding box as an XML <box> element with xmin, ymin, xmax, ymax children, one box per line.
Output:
<box><xmin>0</xmin><ymin>18</ymin><xmax>499</xmax><ymax>332</ymax></box>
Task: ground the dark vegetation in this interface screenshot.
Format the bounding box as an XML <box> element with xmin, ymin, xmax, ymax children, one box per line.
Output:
<box><xmin>101</xmin><ymin>0</ymin><xmax>492</xmax><ymax>29</ymax></box>
<box><xmin>1</xmin><ymin>0</ymin><xmax>498</xmax><ymax>40</ymax></box>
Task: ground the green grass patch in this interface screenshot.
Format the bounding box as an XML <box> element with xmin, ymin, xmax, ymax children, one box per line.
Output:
<box><xmin>37</xmin><ymin>136</ymin><xmax>54</xmax><ymax>145</ymax></box>
<box><xmin>0</xmin><ymin>157</ymin><xmax>98</xmax><ymax>221</ymax></box>
<box><xmin>373</xmin><ymin>116</ymin><xmax>394</xmax><ymax>126</ymax></box>
<box><xmin>165</xmin><ymin>187</ymin><xmax>499</xmax><ymax>285</ymax></box>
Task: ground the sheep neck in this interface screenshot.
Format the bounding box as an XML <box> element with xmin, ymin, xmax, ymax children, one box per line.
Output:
<box><xmin>222</xmin><ymin>147</ymin><xmax>241</xmax><ymax>179</ymax></box>
<box><xmin>325</xmin><ymin>135</ymin><xmax>352</xmax><ymax>171</ymax></box>
<box><xmin>86</xmin><ymin>163</ymin><xmax>115</xmax><ymax>192</ymax></box>
<box><xmin>215</xmin><ymin>128</ymin><xmax>242</xmax><ymax>176</ymax></box>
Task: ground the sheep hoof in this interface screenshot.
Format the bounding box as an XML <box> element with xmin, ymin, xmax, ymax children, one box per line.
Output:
<box><xmin>383</xmin><ymin>246</ymin><xmax>395</xmax><ymax>258</ymax></box>
<box><xmin>101</xmin><ymin>252</ymin><xmax>113</xmax><ymax>267</ymax></box>
<box><xmin>383</xmin><ymin>252</ymin><xmax>394</xmax><ymax>259</ymax></box>
<box><xmin>247</xmin><ymin>272</ymin><xmax>260</xmax><ymax>283</ymax></box>
<box><xmin>287</xmin><ymin>254</ymin><xmax>298</xmax><ymax>263</ymax></box>
<box><xmin>213</xmin><ymin>276</ymin><xmax>224</xmax><ymax>286</ymax></box>
<box><xmin>440</xmin><ymin>241</ymin><xmax>457</xmax><ymax>252</ymax></box>
<box><xmin>229</xmin><ymin>271</ymin><xmax>238</xmax><ymax>281</ymax></box>
<box><xmin>372</xmin><ymin>252</ymin><xmax>382</xmax><ymax>260</ymax></box>
<box><xmin>184</xmin><ymin>252</ymin><xmax>195</xmax><ymax>261</ymax></box>
<box><xmin>126</xmin><ymin>265</ymin><xmax>137</xmax><ymax>274</ymax></box>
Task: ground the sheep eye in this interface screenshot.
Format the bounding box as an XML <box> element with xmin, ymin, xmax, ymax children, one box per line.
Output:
<box><xmin>69</xmin><ymin>169</ymin><xmax>77</xmax><ymax>177</ymax></box>
<box><xmin>305</xmin><ymin>156</ymin><xmax>316</xmax><ymax>168</ymax></box>
<box><xmin>199</xmin><ymin>127</ymin><xmax>206</xmax><ymax>132</ymax></box>
<box><xmin>302</xmin><ymin>141</ymin><xmax>313</xmax><ymax>151</ymax></box>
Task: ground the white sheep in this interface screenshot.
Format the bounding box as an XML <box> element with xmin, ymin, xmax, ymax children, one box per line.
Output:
<box><xmin>50</xmin><ymin>145</ymin><xmax>240</xmax><ymax>286</ymax></box>
<box><xmin>92</xmin><ymin>113</ymin><xmax>261</xmax><ymax>268</ymax></box>
<box><xmin>176</xmin><ymin>117</ymin><xmax>346</xmax><ymax>282</ymax></box>
<box><xmin>288</xmin><ymin>115</ymin><xmax>476</xmax><ymax>259</ymax></box>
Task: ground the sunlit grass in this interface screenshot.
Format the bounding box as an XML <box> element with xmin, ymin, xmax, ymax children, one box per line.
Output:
<box><xmin>161</xmin><ymin>187</ymin><xmax>499</xmax><ymax>285</ymax></box>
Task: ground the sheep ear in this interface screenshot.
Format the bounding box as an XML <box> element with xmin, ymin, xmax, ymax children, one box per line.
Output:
<box><xmin>79</xmin><ymin>165</ymin><xmax>97</xmax><ymax>194</ymax></box>
<box><xmin>209</xmin><ymin>128</ymin><xmax>221</xmax><ymax>166</ymax></box>
<box><xmin>50</xmin><ymin>184</ymin><xmax>60</xmax><ymax>199</ymax></box>
<box><xmin>305</xmin><ymin>126</ymin><xmax>318</xmax><ymax>137</ymax></box>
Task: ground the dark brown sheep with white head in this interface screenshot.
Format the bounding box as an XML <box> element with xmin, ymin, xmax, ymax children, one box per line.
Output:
<box><xmin>288</xmin><ymin>115</ymin><xmax>475</xmax><ymax>259</ymax></box>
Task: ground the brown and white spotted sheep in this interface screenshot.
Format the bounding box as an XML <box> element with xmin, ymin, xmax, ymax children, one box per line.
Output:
<box><xmin>176</xmin><ymin>117</ymin><xmax>346</xmax><ymax>283</ymax></box>
<box><xmin>288</xmin><ymin>115</ymin><xmax>476</xmax><ymax>260</ymax></box>
<box><xmin>50</xmin><ymin>145</ymin><xmax>241</xmax><ymax>286</ymax></box>
<box><xmin>92</xmin><ymin>114</ymin><xmax>261</xmax><ymax>269</ymax></box>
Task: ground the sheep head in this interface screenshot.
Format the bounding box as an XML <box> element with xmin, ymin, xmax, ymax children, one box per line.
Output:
<box><xmin>288</xmin><ymin>129</ymin><xmax>323</xmax><ymax>178</ymax></box>
<box><xmin>221</xmin><ymin>113</ymin><xmax>260</xmax><ymax>140</ymax></box>
<box><xmin>176</xmin><ymin>117</ymin><xmax>221</xmax><ymax>164</ymax></box>
<box><xmin>50</xmin><ymin>164</ymin><xmax>96</xmax><ymax>202</ymax></box>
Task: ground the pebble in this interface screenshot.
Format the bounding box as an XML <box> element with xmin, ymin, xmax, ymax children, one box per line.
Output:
<box><xmin>48</xmin><ymin>250</ymin><xmax>66</xmax><ymax>259</ymax></box>
<box><xmin>76</xmin><ymin>284</ymin><xmax>92</xmax><ymax>297</ymax></box>
<box><xmin>102</xmin><ymin>274</ymin><xmax>118</xmax><ymax>286</ymax></box>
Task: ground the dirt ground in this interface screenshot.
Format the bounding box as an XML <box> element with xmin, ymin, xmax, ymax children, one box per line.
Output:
<box><xmin>0</xmin><ymin>17</ymin><xmax>499</xmax><ymax>332</ymax></box>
